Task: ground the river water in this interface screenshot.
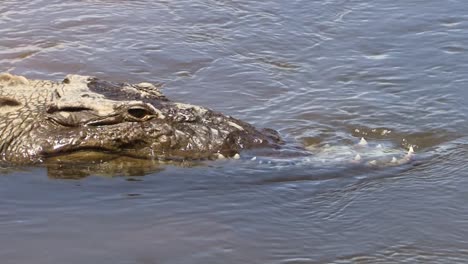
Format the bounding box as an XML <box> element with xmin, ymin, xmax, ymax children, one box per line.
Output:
<box><xmin>1</xmin><ymin>0</ymin><xmax>468</xmax><ymax>263</ymax></box>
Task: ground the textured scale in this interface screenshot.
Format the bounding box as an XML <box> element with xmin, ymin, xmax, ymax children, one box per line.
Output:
<box><xmin>0</xmin><ymin>73</ymin><xmax>282</xmax><ymax>164</ymax></box>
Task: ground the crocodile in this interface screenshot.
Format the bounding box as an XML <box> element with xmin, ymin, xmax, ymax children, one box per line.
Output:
<box><xmin>0</xmin><ymin>72</ymin><xmax>417</xmax><ymax>177</ymax></box>
<box><xmin>0</xmin><ymin>73</ymin><xmax>283</xmax><ymax>165</ymax></box>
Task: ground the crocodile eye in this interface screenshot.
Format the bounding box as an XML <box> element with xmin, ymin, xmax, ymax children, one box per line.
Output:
<box><xmin>127</xmin><ymin>107</ymin><xmax>154</xmax><ymax>120</ymax></box>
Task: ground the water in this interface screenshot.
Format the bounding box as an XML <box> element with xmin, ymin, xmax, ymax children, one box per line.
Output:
<box><xmin>1</xmin><ymin>0</ymin><xmax>468</xmax><ymax>263</ymax></box>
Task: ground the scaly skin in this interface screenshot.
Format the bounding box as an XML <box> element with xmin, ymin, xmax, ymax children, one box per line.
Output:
<box><xmin>0</xmin><ymin>73</ymin><xmax>282</xmax><ymax>164</ymax></box>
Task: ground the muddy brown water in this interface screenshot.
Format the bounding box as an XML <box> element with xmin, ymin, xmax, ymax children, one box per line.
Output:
<box><xmin>1</xmin><ymin>1</ymin><xmax>468</xmax><ymax>263</ymax></box>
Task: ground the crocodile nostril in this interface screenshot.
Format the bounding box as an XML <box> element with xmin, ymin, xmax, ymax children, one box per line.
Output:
<box><xmin>127</xmin><ymin>107</ymin><xmax>153</xmax><ymax>120</ymax></box>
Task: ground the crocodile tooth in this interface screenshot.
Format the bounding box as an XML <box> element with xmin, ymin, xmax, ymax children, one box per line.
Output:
<box><xmin>408</xmin><ymin>146</ymin><xmax>415</xmax><ymax>155</ymax></box>
<box><xmin>354</xmin><ymin>154</ymin><xmax>362</xmax><ymax>161</ymax></box>
<box><xmin>251</xmin><ymin>156</ymin><xmax>257</xmax><ymax>161</ymax></box>
<box><xmin>391</xmin><ymin>157</ymin><xmax>398</xmax><ymax>163</ymax></box>
<box><xmin>233</xmin><ymin>153</ymin><xmax>240</xmax><ymax>159</ymax></box>
<box><xmin>217</xmin><ymin>153</ymin><xmax>226</xmax><ymax>160</ymax></box>
<box><xmin>368</xmin><ymin>160</ymin><xmax>377</xmax><ymax>166</ymax></box>
<box><xmin>376</xmin><ymin>144</ymin><xmax>383</xmax><ymax>149</ymax></box>
<box><xmin>358</xmin><ymin>137</ymin><xmax>368</xmax><ymax>146</ymax></box>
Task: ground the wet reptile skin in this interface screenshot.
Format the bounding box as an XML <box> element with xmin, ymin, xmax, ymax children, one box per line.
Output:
<box><xmin>0</xmin><ymin>73</ymin><xmax>282</xmax><ymax>164</ymax></box>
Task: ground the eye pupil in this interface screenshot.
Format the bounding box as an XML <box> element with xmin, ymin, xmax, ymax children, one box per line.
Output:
<box><xmin>128</xmin><ymin>108</ymin><xmax>150</xmax><ymax>119</ymax></box>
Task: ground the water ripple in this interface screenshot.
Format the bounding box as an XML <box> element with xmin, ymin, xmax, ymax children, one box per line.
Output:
<box><xmin>1</xmin><ymin>0</ymin><xmax>468</xmax><ymax>263</ymax></box>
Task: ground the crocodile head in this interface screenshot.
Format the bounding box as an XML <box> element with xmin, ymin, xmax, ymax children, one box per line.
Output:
<box><xmin>0</xmin><ymin>74</ymin><xmax>282</xmax><ymax>164</ymax></box>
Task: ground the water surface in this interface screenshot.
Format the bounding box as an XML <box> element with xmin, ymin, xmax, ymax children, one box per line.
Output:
<box><xmin>1</xmin><ymin>0</ymin><xmax>468</xmax><ymax>263</ymax></box>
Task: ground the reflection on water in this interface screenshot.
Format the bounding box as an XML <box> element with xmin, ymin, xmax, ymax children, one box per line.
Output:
<box><xmin>1</xmin><ymin>0</ymin><xmax>468</xmax><ymax>263</ymax></box>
